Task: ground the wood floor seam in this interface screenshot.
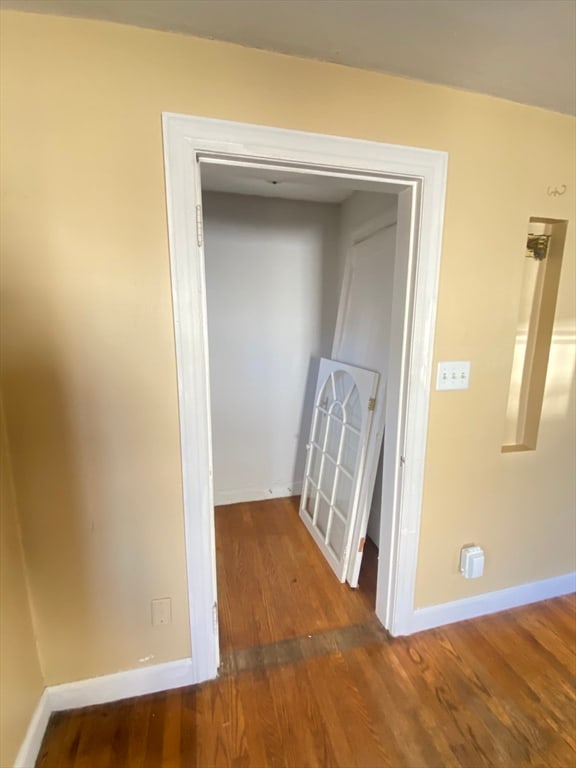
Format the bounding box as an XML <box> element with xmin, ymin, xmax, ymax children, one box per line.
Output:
<box><xmin>219</xmin><ymin>619</ymin><xmax>389</xmax><ymax>677</ymax></box>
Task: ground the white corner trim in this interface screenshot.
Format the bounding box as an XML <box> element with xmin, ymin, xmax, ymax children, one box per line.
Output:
<box><xmin>13</xmin><ymin>689</ymin><xmax>52</xmax><ymax>768</ymax></box>
<box><xmin>213</xmin><ymin>482</ymin><xmax>303</xmax><ymax>506</ymax></box>
<box><xmin>407</xmin><ymin>572</ymin><xmax>576</xmax><ymax>635</ymax></box>
<box><xmin>13</xmin><ymin>658</ymin><xmax>197</xmax><ymax>766</ymax></box>
<box><xmin>48</xmin><ymin>657</ymin><xmax>195</xmax><ymax>713</ymax></box>
<box><xmin>14</xmin><ymin>658</ymin><xmax>197</xmax><ymax>766</ymax></box>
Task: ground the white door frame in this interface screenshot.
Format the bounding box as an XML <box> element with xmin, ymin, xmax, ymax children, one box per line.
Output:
<box><xmin>162</xmin><ymin>113</ymin><xmax>448</xmax><ymax>684</ymax></box>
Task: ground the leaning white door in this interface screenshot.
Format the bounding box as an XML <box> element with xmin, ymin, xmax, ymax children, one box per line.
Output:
<box><xmin>300</xmin><ymin>358</ymin><xmax>379</xmax><ymax>582</ymax></box>
<box><xmin>333</xmin><ymin>222</ymin><xmax>397</xmax><ymax>587</ymax></box>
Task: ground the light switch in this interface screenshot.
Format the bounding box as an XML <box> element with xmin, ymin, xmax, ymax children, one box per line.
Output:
<box><xmin>436</xmin><ymin>361</ymin><xmax>471</xmax><ymax>391</ymax></box>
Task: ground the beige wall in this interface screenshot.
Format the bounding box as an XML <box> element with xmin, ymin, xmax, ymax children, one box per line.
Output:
<box><xmin>0</xmin><ymin>11</ymin><xmax>574</xmax><ymax>685</ymax></box>
<box><xmin>0</xmin><ymin>400</ymin><xmax>44</xmax><ymax>766</ymax></box>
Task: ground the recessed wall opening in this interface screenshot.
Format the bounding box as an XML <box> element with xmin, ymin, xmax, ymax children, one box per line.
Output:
<box><xmin>502</xmin><ymin>217</ymin><xmax>568</xmax><ymax>452</ymax></box>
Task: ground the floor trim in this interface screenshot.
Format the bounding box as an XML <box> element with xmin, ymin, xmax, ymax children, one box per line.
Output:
<box><xmin>214</xmin><ymin>483</ymin><xmax>303</xmax><ymax>507</ymax></box>
<box><xmin>409</xmin><ymin>572</ymin><xmax>576</xmax><ymax>634</ymax></box>
<box><xmin>48</xmin><ymin>657</ymin><xmax>195</xmax><ymax>713</ymax></box>
<box><xmin>13</xmin><ymin>689</ymin><xmax>51</xmax><ymax>768</ymax></box>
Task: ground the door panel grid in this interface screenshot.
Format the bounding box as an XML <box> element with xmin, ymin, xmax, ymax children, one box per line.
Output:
<box><xmin>300</xmin><ymin>359</ymin><xmax>379</xmax><ymax>581</ymax></box>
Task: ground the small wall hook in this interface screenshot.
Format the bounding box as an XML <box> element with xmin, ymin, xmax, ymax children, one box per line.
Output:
<box><xmin>547</xmin><ymin>185</ymin><xmax>567</xmax><ymax>197</ymax></box>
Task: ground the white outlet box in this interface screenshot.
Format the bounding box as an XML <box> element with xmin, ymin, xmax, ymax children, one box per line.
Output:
<box><xmin>460</xmin><ymin>546</ymin><xmax>484</xmax><ymax>579</ymax></box>
<box><xmin>151</xmin><ymin>597</ymin><xmax>172</xmax><ymax>626</ymax></box>
<box><xmin>436</xmin><ymin>361</ymin><xmax>471</xmax><ymax>390</ymax></box>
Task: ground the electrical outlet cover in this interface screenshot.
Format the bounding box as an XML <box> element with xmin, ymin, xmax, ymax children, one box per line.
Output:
<box><xmin>151</xmin><ymin>597</ymin><xmax>172</xmax><ymax>626</ymax></box>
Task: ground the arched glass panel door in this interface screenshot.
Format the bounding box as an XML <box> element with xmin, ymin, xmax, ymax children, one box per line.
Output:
<box><xmin>300</xmin><ymin>358</ymin><xmax>379</xmax><ymax>581</ymax></box>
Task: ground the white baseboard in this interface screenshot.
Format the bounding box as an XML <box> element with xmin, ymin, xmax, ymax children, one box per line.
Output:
<box><xmin>48</xmin><ymin>656</ymin><xmax>195</xmax><ymax>712</ymax></box>
<box><xmin>13</xmin><ymin>689</ymin><xmax>52</xmax><ymax>768</ymax></box>
<box><xmin>408</xmin><ymin>571</ymin><xmax>576</xmax><ymax>634</ymax></box>
<box><xmin>14</xmin><ymin>657</ymin><xmax>196</xmax><ymax>766</ymax></box>
<box><xmin>214</xmin><ymin>482</ymin><xmax>302</xmax><ymax>506</ymax></box>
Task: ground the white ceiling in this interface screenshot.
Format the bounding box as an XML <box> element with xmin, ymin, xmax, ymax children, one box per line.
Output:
<box><xmin>3</xmin><ymin>0</ymin><xmax>575</xmax><ymax>115</ymax></box>
<box><xmin>200</xmin><ymin>162</ymin><xmax>398</xmax><ymax>203</ymax></box>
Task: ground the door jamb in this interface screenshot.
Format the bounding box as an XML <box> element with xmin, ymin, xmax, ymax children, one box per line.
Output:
<box><xmin>162</xmin><ymin>113</ymin><xmax>447</xmax><ymax>684</ymax></box>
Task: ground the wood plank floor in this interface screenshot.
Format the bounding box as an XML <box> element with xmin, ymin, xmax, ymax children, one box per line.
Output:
<box><xmin>215</xmin><ymin>497</ymin><xmax>377</xmax><ymax>653</ymax></box>
<box><xmin>36</xmin><ymin>498</ymin><xmax>576</xmax><ymax>768</ymax></box>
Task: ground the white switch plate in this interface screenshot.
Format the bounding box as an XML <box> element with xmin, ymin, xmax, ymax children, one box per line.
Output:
<box><xmin>436</xmin><ymin>361</ymin><xmax>471</xmax><ymax>390</ymax></box>
<box><xmin>151</xmin><ymin>597</ymin><xmax>172</xmax><ymax>626</ymax></box>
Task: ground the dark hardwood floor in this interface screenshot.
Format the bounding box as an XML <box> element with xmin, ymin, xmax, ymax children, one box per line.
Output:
<box><xmin>36</xmin><ymin>498</ymin><xmax>576</xmax><ymax>768</ymax></box>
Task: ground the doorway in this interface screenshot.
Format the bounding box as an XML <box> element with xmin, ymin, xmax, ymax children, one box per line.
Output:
<box><xmin>162</xmin><ymin>113</ymin><xmax>447</xmax><ymax>683</ymax></box>
<box><xmin>201</xmin><ymin>174</ymin><xmax>395</xmax><ymax>656</ymax></box>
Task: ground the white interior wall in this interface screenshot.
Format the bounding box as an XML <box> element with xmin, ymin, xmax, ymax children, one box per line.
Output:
<box><xmin>338</xmin><ymin>191</ymin><xmax>397</xmax><ymax>256</ymax></box>
<box><xmin>338</xmin><ymin>191</ymin><xmax>398</xmax><ymax>545</ymax></box>
<box><xmin>203</xmin><ymin>192</ymin><xmax>341</xmax><ymax>505</ymax></box>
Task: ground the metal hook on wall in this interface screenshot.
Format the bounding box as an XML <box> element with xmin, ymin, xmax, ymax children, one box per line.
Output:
<box><xmin>547</xmin><ymin>185</ymin><xmax>567</xmax><ymax>197</ymax></box>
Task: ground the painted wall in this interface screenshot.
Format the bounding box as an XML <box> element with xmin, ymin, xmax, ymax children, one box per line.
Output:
<box><xmin>0</xmin><ymin>11</ymin><xmax>573</xmax><ymax>684</ymax></box>
<box><xmin>203</xmin><ymin>192</ymin><xmax>341</xmax><ymax>505</ymax></box>
<box><xmin>0</xmin><ymin>400</ymin><xmax>44</xmax><ymax>767</ymax></box>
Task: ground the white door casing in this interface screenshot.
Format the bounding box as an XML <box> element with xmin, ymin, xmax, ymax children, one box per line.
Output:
<box><xmin>162</xmin><ymin>113</ymin><xmax>447</xmax><ymax>684</ymax></box>
<box><xmin>332</xmin><ymin>222</ymin><xmax>398</xmax><ymax>587</ymax></box>
<box><xmin>300</xmin><ymin>358</ymin><xmax>379</xmax><ymax>581</ymax></box>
